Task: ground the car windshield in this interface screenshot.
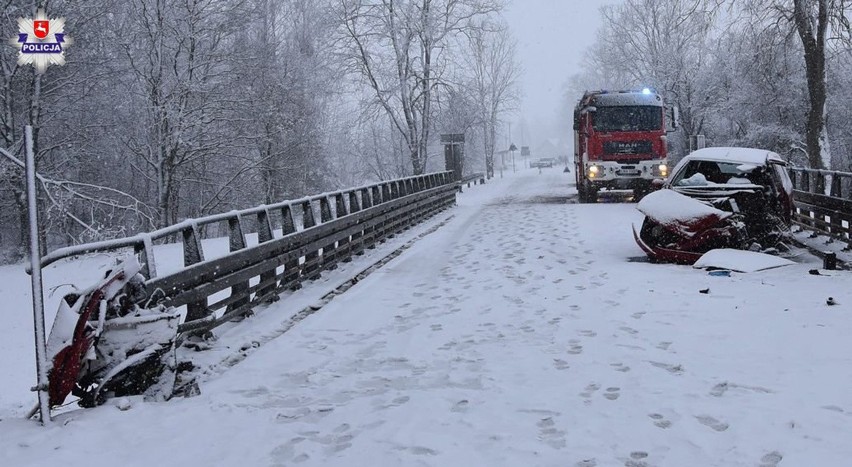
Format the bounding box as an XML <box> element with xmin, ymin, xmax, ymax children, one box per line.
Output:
<box><xmin>672</xmin><ymin>160</ymin><xmax>761</xmax><ymax>186</ymax></box>
<box><xmin>592</xmin><ymin>106</ymin><xmax>662</xmax><ymax>132</ymax></box>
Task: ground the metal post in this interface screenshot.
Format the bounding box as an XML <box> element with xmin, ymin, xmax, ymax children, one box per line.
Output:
<box><xmin>25</xmin><ymin>125</ymin><xmax>51</xmax><ymax>424</ymax></box>
<box><xmin>824</xmin><ymin>252</ymin><xmax>837</xmax><ymax>271</ymax></box>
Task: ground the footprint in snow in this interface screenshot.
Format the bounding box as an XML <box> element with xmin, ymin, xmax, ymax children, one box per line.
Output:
<box><xmin>536</xmin><ymin>417</ymin><xmax>567</xmax><ymax>449</ymax></box>
<box><xmin>619</xmin><ymin>326</ymin><xmax>639</xmax><ymax>335</ymax></box>
<box><xmin>579</xmin><ymin>383</ymin><xmax>600</xmax><ymax>399</ymax></box>
<box><xmin>650</xmin><ymin>361</ymin><xmax>683</xmax><ymax>375</ymax></box>
<box><xmin>759</xmin><ymin>451</ymin><xmax>783</xmax><ymax>467</ymax></box>
<box><xmin>695</xmin><ymin>415</ymin><xmax>729</xmax><ymax>432</ymax></box>
<box><xmin>553</xmin><ymin>359</ymin><xmax>570</xmax><ymax>370</ymax></box>
<box><xmin>610</xmin><ymin>362</ymin><xmax>631</xmax><ymax>373</ymax></box>
<box><xmin>625</xmin><ymin>451</ymin><xmax>650</xmax><ymax>467</ymax></box>
<box><xmin>710</xmin><ymin>382</ymin><xmax>728</xmax><ymax>397</ymax></box>
<box><xmin>603</xmin><ymin>387</ymin><xmax>621</xmax><ymax>400</ymax></box>
<box><xmin>648</xmin><ymin>413</ymin><xmax>672</xmax><ymax>429</ymax></box>
<box><xmin>451</xmin><ymin>399</ymin><xmax>469</xmax><ymax>413</ymax></box>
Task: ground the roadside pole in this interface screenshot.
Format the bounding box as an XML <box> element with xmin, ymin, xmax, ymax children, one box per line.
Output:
<box><xmin>26</xmin><ymin>125</ymin><xmax>51</xmax><ymax>424</ymax></box>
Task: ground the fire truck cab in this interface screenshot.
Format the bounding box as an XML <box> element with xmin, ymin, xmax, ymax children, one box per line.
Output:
<box><xmin>573</xmin><ymin>89</ymin><xmax>675</xmax><ymax>203</ymax></box>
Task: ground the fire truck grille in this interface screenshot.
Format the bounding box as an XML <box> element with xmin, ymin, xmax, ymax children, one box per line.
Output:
<box><xmin>603</xmin><ymin>140</ymin><xmax>653</xmax><ymax>155</ymax></box>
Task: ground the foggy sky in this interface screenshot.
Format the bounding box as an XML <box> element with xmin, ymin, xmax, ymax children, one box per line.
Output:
<box><xmin>503</xmin><ymin>0</ymin><xmax>620</xmax><ymax>149</ymax></box>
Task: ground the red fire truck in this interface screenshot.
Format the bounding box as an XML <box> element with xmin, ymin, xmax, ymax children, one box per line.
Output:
<box><xmin>573</xmin><ymin>89</ymin><xmax>677</xmax><ymax>202</ymax></box>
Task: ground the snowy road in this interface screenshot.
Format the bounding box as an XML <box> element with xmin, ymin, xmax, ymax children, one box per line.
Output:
<box><xmin>3</xmin><ymin>169</ymin><xmax>852</xmax><ymax>467</ymax></box>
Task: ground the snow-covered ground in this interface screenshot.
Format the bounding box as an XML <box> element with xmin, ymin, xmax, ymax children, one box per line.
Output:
<box><xmin>2</xmin><ymin>169</ymin><xmax>851</xmax><ymax>467</ymax></box>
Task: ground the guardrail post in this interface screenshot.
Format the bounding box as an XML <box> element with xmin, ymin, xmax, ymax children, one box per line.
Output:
<box><xmin>830</xmin><ymin>174</ymin><xmax>842</xmax><ymax>198</ymax></box>
<box><xmin>388</xmin><ymin>182</ymin><xmax>402</xmax><ymax>237</ymax></box>
<box><xmin>824</xmin><ymin>252</ymin><xmax>837</xmax><ymax>270</ymax></box>
<box><xmin>302</xmin><ymin>200</ymin><xmax>320</xmax><ymax>280</ymax></box>
<box><xmin>366</xmin><ymin>186</ymin><xmax>379</xmax><ymax>249</ymax></box>
<box><xmin>400</xmin><ymin>180</ymin><xmax>414</xmax><ymax>230</ymax></box>
<box><xmin>183</xmin><ymin>223</ymin><xmax>209</xmax><ymax>321</ymax></box>
<box><xmin>226</xmin><ymin>214</ymin><xmax>251</xmax><ymax>314</ymax></box>
<box><xmin>801</xmin><ymin>171</ymin><xmax>810</xmax><ymax>192</ymax></box>
<box><xmin>256</xmin><ymin>209</ymin><xmax>277</xmax><ymax>301</ymax></box>
<box><xmin>830</xmin><ymin>209</ymin><xmax>843</xmax><ymax>240</ymax></box>
<box><xmin>336</xmin><ymin>193</ymin><xmax>353</xmax><ymax>262</ymax></box>
<box><xmin>134</xmin><ymin>235</ymin><xmax>157</xmax><ymax>279</ymax></box>
<box><xmin>280</xmin><ymin>205</ymin><xmax>301</xmax><ymax>290</ymax></box>
<box><xmin>349</xmin><ymin>191</ymin><xmax>365</xmax><ymax>256</ymax></box>
<box><xmin>379</xmin><ymin>183</ymin><xmax>392</xmax><ymax>242</ymax></box>
<box><xmin>319</xmin><ymin>197</ymin><xmax>337</xmax><ymax>271</ymax></box>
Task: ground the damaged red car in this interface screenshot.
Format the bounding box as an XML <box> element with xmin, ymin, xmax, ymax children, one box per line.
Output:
<box><xmin>633</xmin><ymin>147</ymin><xmax>794</xmax><ymax>264</ymax></box>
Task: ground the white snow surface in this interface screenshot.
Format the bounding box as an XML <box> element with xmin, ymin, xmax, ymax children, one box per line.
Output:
<box><xmin>693</xmin><ymin>249</ymin><xmax>796</xmax><ymax>273</ymax></box>
<box><xmin>1</xmin><ymin>169</ymin><xmax>852</xmax><ymax>467</ymax></box>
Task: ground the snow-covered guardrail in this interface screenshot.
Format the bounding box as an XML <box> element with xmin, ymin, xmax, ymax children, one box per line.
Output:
<box><xmin>35</xmin><ymin>172</ymin><xmax>459</xmax><ymax>333</ymax></box>
<box><xmin>460</xmin><ymin>172</ymin><xmax>486</xmax><ymax>190</ymax></box>
<box><xmin>789</xmin><ymin>167</ymin><xmax>852</xmax><ymax>251</ymax></box>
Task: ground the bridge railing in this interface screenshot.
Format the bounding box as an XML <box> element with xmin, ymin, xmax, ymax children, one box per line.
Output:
<box><xmin>37</xmin><ymin>172</ymin><xmax>458</xmax><ymax>334</ymax></box>
<box><xmin>788</xmin><ymin>167</ymin><xmax>852</xmax><ymax>251</ymax></box>
<box><xmin>460</xmin><ymin>172</ymin><xmax>486</xmax><ymax>189</ymax></box>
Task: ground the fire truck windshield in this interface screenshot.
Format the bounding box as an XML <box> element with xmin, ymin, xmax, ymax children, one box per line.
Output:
<box><xmin>592</xmin><ymin>106</ymin><xmax>662</xmax><ymax>132</ymax></box>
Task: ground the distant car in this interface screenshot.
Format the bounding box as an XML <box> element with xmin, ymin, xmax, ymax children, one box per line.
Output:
<box><xmin>634</xmin><ymin>147</ymin><xmax>794</xmax><ymax>263</ymax></box>
<box><xmin>531</xmin><ymin>158</ymin><xmax>555</xmax><ymax>168</ymax></box>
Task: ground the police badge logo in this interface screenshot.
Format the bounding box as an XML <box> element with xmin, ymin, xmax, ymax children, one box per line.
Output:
<box><xmin>10</xmin><ymin>9</ymin><xmax>72</xmax><ymax>73</ymax></box>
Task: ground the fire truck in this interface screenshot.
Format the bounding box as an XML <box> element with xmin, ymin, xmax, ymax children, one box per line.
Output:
<box><xmin>573</xmin><ymin>89</ymin><xmax>677</xmax><ymax>202</ymax></box>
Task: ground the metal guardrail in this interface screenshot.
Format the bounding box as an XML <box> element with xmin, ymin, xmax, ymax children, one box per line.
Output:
<box><xmin>39</xmin><ymin>172</ymin><xmax>459</xmax><ymax>334</ymax></box>
<box><xmin>460</xmin><ymin>172</ymin><xmax>486</xmax><ymax>189</ymax></box>
<box><xmin>788</xmin><ymin>167</ymin><xmax>852</xmax><ymax>251</ymax></box>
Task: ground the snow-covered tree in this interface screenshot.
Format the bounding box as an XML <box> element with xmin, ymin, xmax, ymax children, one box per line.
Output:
<box><xmin>336</xmin><ymin>0</ymin><xmax>504</xmax><ymax>175</ymax></box>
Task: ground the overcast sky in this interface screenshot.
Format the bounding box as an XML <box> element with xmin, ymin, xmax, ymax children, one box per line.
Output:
<box><xmin>503</xmin><ymin>0</ymin><xmax>620</xmax><ymax>148</ymax></box>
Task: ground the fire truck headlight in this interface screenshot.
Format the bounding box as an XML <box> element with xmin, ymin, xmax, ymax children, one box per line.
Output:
<box><xmin>658</xmin><ymin>164</ymin><xmax>668</xmax><ymax>176</ymax></box>
<box><xmin>588</xmin><ymin>165</ymin><xmax>600</xmax><ymax>178</ymax></box>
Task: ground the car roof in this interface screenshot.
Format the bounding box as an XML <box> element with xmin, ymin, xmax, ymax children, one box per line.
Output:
<box><xmin>680</xmin><ymin>147</ymin><xmax>785</xmax><ymax>166</ymax></box>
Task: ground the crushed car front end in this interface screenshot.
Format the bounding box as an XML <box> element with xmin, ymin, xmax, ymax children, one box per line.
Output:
<box><xmin>634</xmin><ymin>148</ymin><xmax>794</xmax><ymax>264</ymax></box>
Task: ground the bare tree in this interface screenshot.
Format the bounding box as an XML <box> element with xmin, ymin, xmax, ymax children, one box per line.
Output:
<box><xmin>457</xmin><ymin>22</ymin><xmax>519</xmax><ymax>178</ymax></box>
<box><xmin>120</xmin><ymin>0</ymin><xmax>249</xmax><ymax>227</ymax></box>
<box><xmin>789</xmin><ymin>0</ymin><xmax>852</xmax><ymax>169</ymax></box>
<box><xmin>337</xmin><ymin>0</ymin><xmax>503</xmax><ymax>174</ymax></box>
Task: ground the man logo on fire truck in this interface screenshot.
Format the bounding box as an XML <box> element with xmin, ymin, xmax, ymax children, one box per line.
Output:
<box><xmin>573</xmin><ymin>88</ymin><xmax>678</xmax><ymax>203</ymax></box>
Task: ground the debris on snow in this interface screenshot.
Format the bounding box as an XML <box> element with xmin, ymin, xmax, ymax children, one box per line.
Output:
<box><xmin>693</xmin><ymin>249</ymin><xmax>794</xmax><ymax>273</ymax></box>
<box><xmin>115</xmin><ymin>397</ymin><xmax>132</xmax><ymax>411</ymax></box>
